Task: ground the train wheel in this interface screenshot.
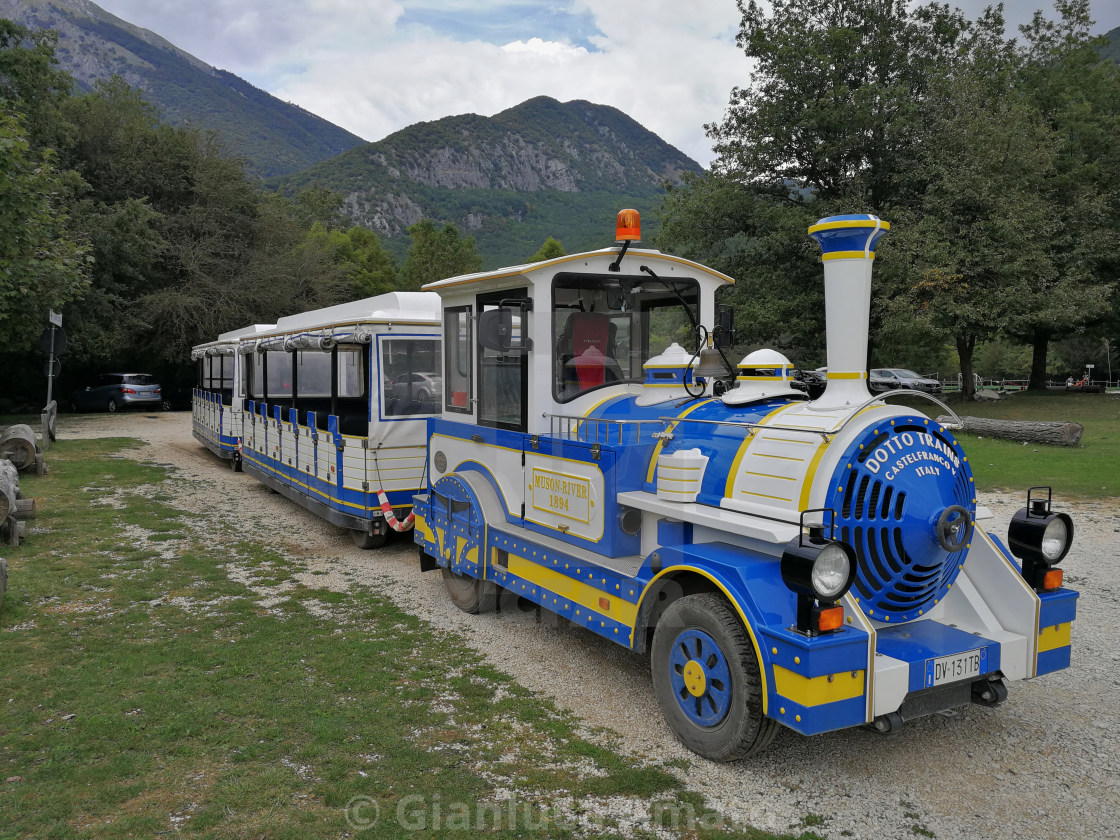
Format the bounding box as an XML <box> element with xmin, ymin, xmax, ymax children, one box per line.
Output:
<box><xmin>441</xmin><ymin>567</ymin><xmax>497</xmax><ymax>614</ymax></box>
<box><xmin>651</xmin><ymin>592</ymin><xmax>777</xmax><ymax>761</ymax></box>
<box><xmin>349</xmin><ymin>528</ymin><xmax>387</xmax><ymax>550</ymax></box>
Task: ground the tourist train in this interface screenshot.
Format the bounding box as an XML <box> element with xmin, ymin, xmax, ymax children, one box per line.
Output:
<box><xmin>193</xmin><ymin>211</ymin><xmax>1077</xmax><ymax>760</ymax></box>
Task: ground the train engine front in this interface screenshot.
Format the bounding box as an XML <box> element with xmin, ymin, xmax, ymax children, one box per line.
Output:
<box><xmin>413</xmin><ymin>211</ymin><xmax>1078</xmax><ymax>761</ymax></box>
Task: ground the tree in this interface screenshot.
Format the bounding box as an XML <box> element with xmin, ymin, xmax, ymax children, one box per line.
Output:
<box><xmin>527</xmin><ymin>236</ymin><xmax>565</xmax><ymax>263</ymax></box>
<box><xmin>0</xmin><ymin>113</ymin><xmax>89</xmax><ymax>349</ymax></box>
<box><xmin>1004</xmin><ymin>0</ymin><xmax>1119</xmax><ymax>389</ymax></box>
<box><xmin>883</xmin><ymin>71</ymin><xmax>1062</xmax><ymax>395</ymax></box>
<box><xmin>300</xmin><ymin>222</ymin><xmax>397</xmax><ymax>298</ymax></box>
<box><xmin>709</xmin><ymin>0</ymin><xmax>991</xmax><ymax>212</ymax></box>
<box><xmin>0</xmin><ymin>20</ymin><xmax>73</xmax><ymax>149</ymax></box>
<box><xmin>656</xmin><ymin>175</ymin><xmax>823</xmax><ymax>361</ymax></box>
<box><xmin>400</xmin><ymin>220</ymin><xmax>482</xmax><ymax>289</ymax></box>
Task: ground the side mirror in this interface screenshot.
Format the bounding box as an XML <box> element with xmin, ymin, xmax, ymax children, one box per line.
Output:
<box><xmin>715</xmin><ymin>305</ymin><xmax>735</xmax><ymax>349</ymax></box>
<box><xmin>792</xmin><ymin>369</ymin><xmax>803</xmax><ymax>381</ymax></box>
<box><xmin>478</xmin><ymin>308</ymin><xmax>523</xmax><ymax>353</ymax></box>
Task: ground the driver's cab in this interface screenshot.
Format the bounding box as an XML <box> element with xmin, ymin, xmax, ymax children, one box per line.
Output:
<box><xmin>425</xmin><ymin>211</ymin><xmax>730</xmax><ymax>437</ymax></box>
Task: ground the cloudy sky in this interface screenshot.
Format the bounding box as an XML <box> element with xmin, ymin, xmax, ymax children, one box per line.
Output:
<box><xmin>90</xmin><ymin>0</ymin><xmax>1118</xmax><ymax>167</ymax></box>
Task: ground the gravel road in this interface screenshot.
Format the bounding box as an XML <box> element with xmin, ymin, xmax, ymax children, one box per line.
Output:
<box><xmin>60</xmin><ymin>412</ymin><xmax>1120</xmax><ymax>840</ymax></box>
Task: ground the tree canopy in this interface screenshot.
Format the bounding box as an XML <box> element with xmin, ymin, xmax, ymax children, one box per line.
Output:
<box><xmin>0</xmin><ymin>19</ymin><xmax>401</xmax><ymax>400</ymax></box>
<box><xmin>661</xmin><ymin>0</ymin><xmax>1119</xmax><ymax>392</ymax></box>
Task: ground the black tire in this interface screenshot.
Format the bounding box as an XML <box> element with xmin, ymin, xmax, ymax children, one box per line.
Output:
<box><xmin>349</xmin><ymin>528</ymin><xmax>387</xmax><ymax>550</ymax></box>
<box><xmin>441</xmin><ymin>567</ymin><xmax>497</xmax><ymax>614</ymax></box>
<box><xmin>651</xmin><ymin>592</ymin><xmax>777</xmax><ymax>761</ymax></box>
<box><xmin>230</xmin><ymin>456</ymin><xmax>243</xmax><ymax>473</ymax></box>
<box><xmin>106</xmin><ymin>399</ymin><xmax>118</xmax><ymax>413</ymax></box>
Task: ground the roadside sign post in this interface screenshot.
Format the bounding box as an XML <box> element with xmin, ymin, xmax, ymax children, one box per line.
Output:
<box><xmin>40</xmin><ymin>311</ymin><xmax>65</xmax><ymax>448</ymax></box>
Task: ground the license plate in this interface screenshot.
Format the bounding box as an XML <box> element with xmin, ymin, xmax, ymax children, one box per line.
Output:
<box><xmin>924</xmin><ymin>648</ymin><xmax>987</xmax><ymax>688</ymax></box>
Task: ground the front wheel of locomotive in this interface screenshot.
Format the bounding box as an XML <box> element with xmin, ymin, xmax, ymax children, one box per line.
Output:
<box><xmin>651</xmin><ymin>593</ymin><xmax>777</xmax><ymax>761</ymax></box>
<box><xmin>441</xmin><ymin>567</ymin><xmax>498</xmax><ymax>614</ymax></box>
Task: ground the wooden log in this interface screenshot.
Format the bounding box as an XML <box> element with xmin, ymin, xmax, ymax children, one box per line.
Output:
<box><xmin>0</xmin><ymin>459</ymin><xmax>17</xmax><ymax>520</ymax></box>
<box><xmin>936</xmin><ymin>415</ymin><xmax>1083</xmax><ymax>447</ymax></box>
<box><xmin>0</xmin><ymin>424</ymin><xmax>41</xmax><ymax>472</ymax></box>
<box><xmin>0</xmin><ymin>556</ymin><xmax>7</xmax><ymax>611</ymax></box>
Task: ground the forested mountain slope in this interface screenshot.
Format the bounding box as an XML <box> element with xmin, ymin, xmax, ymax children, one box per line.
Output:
<box><xmin>276</xmin><ymin>96</ymin><xmax>704</xmax><ymax>266</ymax></box>
<box><xmin>0</xmin><ymin>0</ymin><xmax>365</xmax><ymax>175</ymax></box>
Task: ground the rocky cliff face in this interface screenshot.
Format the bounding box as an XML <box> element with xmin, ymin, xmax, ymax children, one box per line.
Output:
<box><xmin>284</xmin><ymin>97</ymin><xmax>704</xmax><ymax>239</ymax></box>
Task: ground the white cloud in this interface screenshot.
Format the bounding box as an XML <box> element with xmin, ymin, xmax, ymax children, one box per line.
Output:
<box><xmin>109</xmin><ymin>0</ymin><xmax>1120</xmax><ymax>169</ymax></box>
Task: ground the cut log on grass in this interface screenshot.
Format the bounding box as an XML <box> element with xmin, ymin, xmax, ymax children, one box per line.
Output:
<box><xmin>0</xmin><ymin>459</ymin><xmax>18</xmax><ymax>520</ymax></box>
<box><xmin>936</xmin><ymin>415</ymin><xmax>1083</xmax><ymax>447</ymax></box>
<box><xmin>0</xmin><ymin>459</ymin><xmax>33</xmax><ymax>546</ymax></box>
<box><xmin>0</xmin><ymin>424</ymin><xmax>44</xmax><ymax>473</ymax></box>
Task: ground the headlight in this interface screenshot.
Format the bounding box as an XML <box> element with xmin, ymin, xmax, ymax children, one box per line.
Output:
<box><xmin>1041</xmin><ymin>517</ymin><xmax>1070</xmax><ymax>563</ymax></box>
<box><xmin>781</xmin><ymin>515</ymin><xmax>857</xmax><ymax>635</ymax></box>
<box><xmin>1007</xmin><ymin>487</ymin><xmax>1073</xmax><ymax>591</ymax></box>
<box><xmin>811</xmin><ymin>543</ymin><xmax>853</xmax><ymax>600</ymax></box>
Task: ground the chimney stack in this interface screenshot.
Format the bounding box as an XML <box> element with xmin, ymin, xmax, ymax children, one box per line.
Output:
<box><xmin>807</xmin><ymin>214</ymin><xmax>890</xmax><ymax>409</ymax></box>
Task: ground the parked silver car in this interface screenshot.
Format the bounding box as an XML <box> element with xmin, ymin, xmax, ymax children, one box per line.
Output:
<box><xmin>69</xmin><ymin>373</ymin><xmax>162</xmax><ymax>413</ymax></box>
<box><xmin>870</xmin><ymin>368</ymin><xmax>942</xmax><ymax>394</ymax></box>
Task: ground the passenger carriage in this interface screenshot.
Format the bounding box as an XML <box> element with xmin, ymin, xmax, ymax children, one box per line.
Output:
<box><xmin>192</xmin><ymin>324</ymin><xmax>275</xmax><ymax>467</ymax></box>
<box><xmin>411</xmin><ymin>211</ymin><xmax>1078</xmax><ymax>760</ymax></box>
<box><xmin>233</xmin><ymin>293</ymin><xmax>441</xmax><ymax>548</ymax></box>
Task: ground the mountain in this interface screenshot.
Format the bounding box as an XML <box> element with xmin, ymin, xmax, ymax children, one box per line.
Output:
<box><xmin>0</xmin><ymin>0</ymin><xmax>365</xmax><ymax>176</ymax></box>
<box><xmin>1103</xmin><ymin>26</ymin><xmax>1120</xmax><ymax>63</ymax></box>
<box><xmin>275</xmin><ymin>96</ymin><xmax>705</xmax><ymax>267</ymax></box>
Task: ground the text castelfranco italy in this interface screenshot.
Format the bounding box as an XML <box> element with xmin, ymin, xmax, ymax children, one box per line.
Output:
<box><xmin>864</xmin><ymin>432</ymin><xmax>961</xmax><ymax>481</ymax></box>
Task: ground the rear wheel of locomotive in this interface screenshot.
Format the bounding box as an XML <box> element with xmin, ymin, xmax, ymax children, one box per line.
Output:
<box><xmin>441</xmin><ymin>567</ymin><xmax>497</xmax><ymax>614</ymax></box>
<box><xmin>651</xmin><ymin>592</ymin><xmax>777</xmax><ymax>761</ymax></box>
<box><xmin>349</xmin><ymin>528</ymin><xmax>387</xmax><ymax>549</ymax></box>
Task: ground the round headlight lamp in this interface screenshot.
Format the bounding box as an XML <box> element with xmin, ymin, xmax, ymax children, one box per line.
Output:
<box><xmin>1008</xmin><ymin>490</ymin><xmax>1073</xmax><ymax>567</ymax></box>
<box><xmin>810</xmin><ymin>543</ymin><xmax>854</xmax><ymax>600</ymax></box>
<box><xmin>1007</xmin><ymin>488</ymin><xmax>1073</xmax><ymax>592</ymax></box>
<box><xmin>1041</xmin><ymin>516</ymin><xmax>1070</xmax><ymax>563</ymax></box>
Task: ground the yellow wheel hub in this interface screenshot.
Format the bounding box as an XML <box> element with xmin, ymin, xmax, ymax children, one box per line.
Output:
<box><xmin>682</xmin><ymin>660</ymin><xmax>707</xmax><ymax>697</ymax></box>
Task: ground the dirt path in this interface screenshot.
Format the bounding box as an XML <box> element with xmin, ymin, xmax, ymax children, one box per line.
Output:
<box><xmin>57</xmin><ymin>411</ymin><xmax>1120</xmax><ymax>840</ymax></box>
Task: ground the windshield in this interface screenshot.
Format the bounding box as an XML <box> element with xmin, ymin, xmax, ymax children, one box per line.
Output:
<box><xmin>552</xmin><ymin>271</ymin><xmax>699</xmax><ymax>403</ymax></box>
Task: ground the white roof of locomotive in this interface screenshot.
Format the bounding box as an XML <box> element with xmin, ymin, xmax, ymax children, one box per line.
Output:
<box><xmin>260</xmin><ymin>292</ymin><xmax>440</xmax><ymax>337</ymax></box>
<box><xmin>422</xmin><ymin>247</ymin><xmax>735</xmax><ymax>293</ymax></box>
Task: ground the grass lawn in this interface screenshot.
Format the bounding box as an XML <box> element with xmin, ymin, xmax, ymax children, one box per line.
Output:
<box><xmin>934</xmin><ymin>391</ymin><xmax>1120</xmax><ymax>499</ymax></box>
<box><xmin>0</xmin><ymin>438</ymin><xmax>813</xmax><ymax>840</ymax></box>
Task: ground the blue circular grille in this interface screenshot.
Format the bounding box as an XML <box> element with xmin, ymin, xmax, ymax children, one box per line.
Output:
<box><xmin>824</xmin><ymin>419</ymin><xmax>975</xmax><ymax>623</ymax></box>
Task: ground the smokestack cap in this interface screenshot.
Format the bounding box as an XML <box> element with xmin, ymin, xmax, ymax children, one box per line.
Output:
<box><xmin>809</xmin><ymin>215</ymin><xmax>890</xmax><ymax>261</ymax></box>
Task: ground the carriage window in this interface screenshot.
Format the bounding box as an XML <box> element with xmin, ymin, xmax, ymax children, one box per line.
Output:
<box><xmin>218</xmin><ymin>356</ymin><xmax>234</xmax><ymax>392</ymax></box>
<box><xmin>444</xmin><ymin>306</ymin><xmax>472</xmax><ymax>414</ymax></box>
<box><xmin>245</xmin><ymin>352</ymin><xmax>264</xmax><ymax>399</ymax></box>
<box><xmin>552</xmin><ymin>272</ymin><xmax>698</xmax><ymax>403</ymax></box>
<box><xmin>296</xmin><ymin>351</ymin><xmax>333</xmax><ymax>398</ymax></box>
<box><xmin>265</xmin><ymin>351</ymin><xmax>292</xmax><ymax>397</ymax></box>
<box><xmin>336</xmin><ymin>347</ymin><xmax>366</xmax><ymax>397</ymax></box>
<box><xmin>478</xmin><ymin>291</ymin><xmax>526</xmax><ymax>432</ymax></box>
<box><xmin>379</xmin><ymin>338</ymin><xmax>441</xmax><ymax>417</ymax></box>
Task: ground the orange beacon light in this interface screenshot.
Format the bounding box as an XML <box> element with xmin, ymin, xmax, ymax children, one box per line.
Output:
<box><xmin>616</xmin><ymin>209</ymin><xmax>641</xmax><ymax>242</ymax></box>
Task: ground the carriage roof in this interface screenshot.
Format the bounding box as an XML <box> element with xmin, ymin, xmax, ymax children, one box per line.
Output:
<box><xmin>422</xmin><ymin>247</ymin><xmax>736</xmax><ymax>295</ymax></box>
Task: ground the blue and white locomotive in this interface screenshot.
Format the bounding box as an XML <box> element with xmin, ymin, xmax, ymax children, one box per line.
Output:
<box><xmin>411</xmin><ymin>211</ymin><xmax>1078</xmax><ymax>760</ymax></box>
